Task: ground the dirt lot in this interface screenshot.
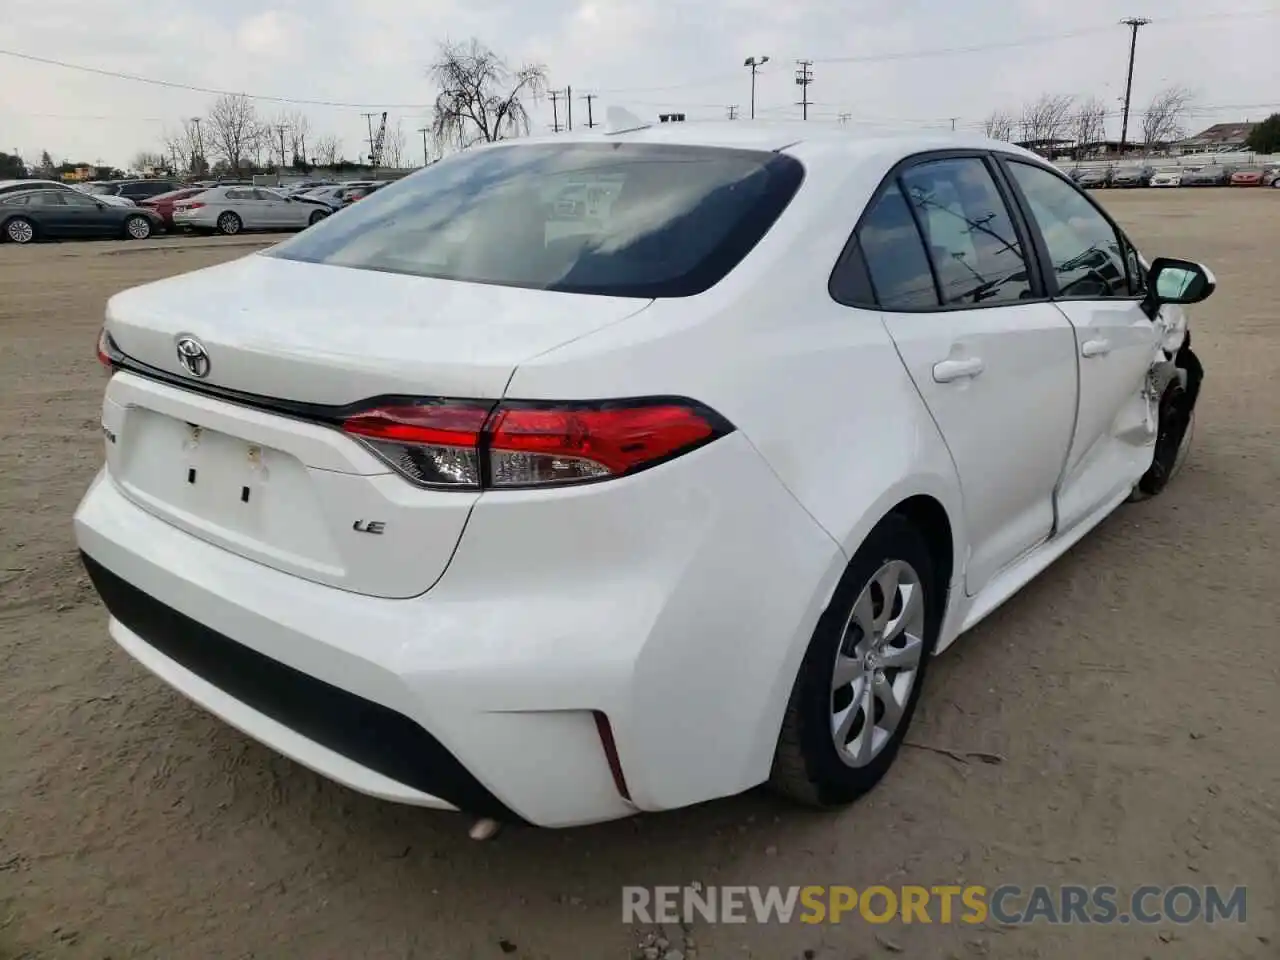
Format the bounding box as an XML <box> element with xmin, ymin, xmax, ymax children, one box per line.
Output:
<box><xmin>2</xmin><ymin>193</ymin><xmax>1278</xmax><ymax>960</ymax></box>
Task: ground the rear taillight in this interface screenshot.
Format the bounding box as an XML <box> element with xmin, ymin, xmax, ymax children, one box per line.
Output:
<box><xmin>179</xmin><ymin>201</ymin><xmax>205</xmax><ymax>211</ymax></box>
<box><xmin>96</xmin><ymin>327</ymin><xmax>122</xmax><ymax>373</ymax></box>
<box><xmin>341</xmin><ymin>398</ymin><xmax>732</xmax><ymax>490</ymax></box>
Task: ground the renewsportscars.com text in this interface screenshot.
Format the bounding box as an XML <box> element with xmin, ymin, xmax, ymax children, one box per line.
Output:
<box><xmin>622</xmin><ymin>884</ymin><xmax>1247</xmax><ymax>926</ymax></box>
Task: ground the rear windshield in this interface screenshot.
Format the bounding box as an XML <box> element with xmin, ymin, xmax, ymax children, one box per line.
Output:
<box><xmin>265</xmin><ymin>142</ymin><xmax>805</xmax><ymax>298</ymax></box>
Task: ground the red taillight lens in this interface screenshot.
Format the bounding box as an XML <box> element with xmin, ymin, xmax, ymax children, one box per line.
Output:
<box><xmin>179</xmin><ymin>201</ymin><xmax>205</xmax><ymax>211</ymax></box>
<box><xmin>487</xmin><ymin>404</ymin><xmax>719</xmax><ymax>486</ymax></box>
<box><xmin>340</xmin><ymin>399</ymin><xmax>730</xmax><ymax>490</ymax></box>
<box><xmin>96</xmin><ymin>327</ymin><xmax>121</xmax><ymax>372</ymax></box>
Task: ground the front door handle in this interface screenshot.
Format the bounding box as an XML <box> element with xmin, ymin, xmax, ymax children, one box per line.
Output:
<box><xmin>1082</xmin><ymin>338</ymin><xmax>1111</xmax><ymax>358</ymax></box>
<box><xmin>932</xmin><ymin>357</ymin><xmax>985</xmax><ymax>383</ymax></box>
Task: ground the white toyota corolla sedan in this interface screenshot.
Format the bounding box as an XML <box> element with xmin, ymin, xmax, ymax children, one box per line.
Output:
<box><xmin>76</xmin><ymin>116</ymin><xmax>1212</xmax><ymax>829</ymax></box>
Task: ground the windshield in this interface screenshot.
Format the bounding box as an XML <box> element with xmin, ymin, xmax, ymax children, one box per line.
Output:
<box><xmin>266</xmin><ymin>142</ymin><xmax>805</xmax><ymax>298</ymax></box>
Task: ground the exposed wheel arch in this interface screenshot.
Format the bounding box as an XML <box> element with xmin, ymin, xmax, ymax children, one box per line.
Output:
<box><xmin>889</xmin><ymin>495</ymin><xmax>954</xmax><ymax>623</ymax></box>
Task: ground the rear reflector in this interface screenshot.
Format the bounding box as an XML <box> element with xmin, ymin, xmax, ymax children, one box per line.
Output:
<box><xmin>341</xmin><ymin>398</ymin><xmax>731</xmax><ymax>490</ymax></box>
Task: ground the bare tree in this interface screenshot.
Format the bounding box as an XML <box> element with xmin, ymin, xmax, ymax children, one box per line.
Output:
<box><xmin>1072</xmin><ymin>97</ymin><xmax>1109</xmax><ymax>159</ymax></box>
<box><xmin>1141</xmin><ymin>86</ymin><xmax>1194</xmax><ymax>155</ymax></box>
<box><xmin>131</xmin><ymin>150</ymin><xmax>167</xmax><ymax>174</ymax></box>
<box><xmin>163</xmin><ymin>118</ymin><xmax>206</xmax><ymax>175</ymax></box>
<box><xmin>1019</xmin><ymin>94</ymin><xmax>1075</xmax><ymax>151</ymax></box>
<box><xmin>982</xmin><ymin>110</ymin><xmax>1016</xmax><ymax>142</ymax></box>
<box><xmin>284</xmin><ymin>111</ymin><xmax>312</xmax><ymax>166</ymax></box>
<box><xmin>429</xmin><ymin>38</ymin><xmax>547</xmax><ymax>149</ymax></box>
<box><xmin>382</xmin><ymin>121</ymin><xmax>407</xmax><ymax>168</ymax></box>
<box><xmin>207</xmin><ymin>93</ymin><xmax>259</xmax><ymax>173</ymax></box>
<box><xmin>312</xmin><ymin>134</ymin><xmax>341</xmax><ymax>167</ymax></box>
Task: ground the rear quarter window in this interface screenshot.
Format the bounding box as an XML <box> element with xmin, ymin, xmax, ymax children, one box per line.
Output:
<box><xmin>265</xmin><ymin>143</ymin><xmax>805</xmax><ymax>298</ymax></box>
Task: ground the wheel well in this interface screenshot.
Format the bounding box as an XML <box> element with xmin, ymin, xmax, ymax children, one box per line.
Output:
<box><xmin>890</xmin><ymin>495</ymin><xmax>954</xmax><ymax>618</ymax></box>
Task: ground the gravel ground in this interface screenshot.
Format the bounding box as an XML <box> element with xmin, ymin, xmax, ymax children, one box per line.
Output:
<box><xmin>1</xmin><ymin>193</ymin><xmax>1278</xmax><ymax>960</ymax></box>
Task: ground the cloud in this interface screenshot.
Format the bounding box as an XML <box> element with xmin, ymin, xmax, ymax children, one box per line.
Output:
<box><xmin>0</xmin><ymin>0</ymin><xmax>1273</xmax><ymax>167</ymax></box>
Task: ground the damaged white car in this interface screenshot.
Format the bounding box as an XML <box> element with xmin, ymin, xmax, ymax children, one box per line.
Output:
<box><xmin>77</xmin><ymin>123</ymin><xmax>1209</xmax><ymax>828</ymax></box>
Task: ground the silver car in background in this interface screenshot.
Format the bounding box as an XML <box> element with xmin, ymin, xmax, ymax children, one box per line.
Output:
<box><xmin>172</xmin><ymin>186</ymin><xmax>331</xmax><ymax>235</ymax></box>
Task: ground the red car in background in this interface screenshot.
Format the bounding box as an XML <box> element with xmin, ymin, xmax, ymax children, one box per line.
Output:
<box><xmin>137</xmin><ymin>187</ymin><xmax>207</xmax><ymax>230</ymax></box>
<box><xmin>1229</xmin><ymin>168</ymin><xmax>1266</xmax><ymax>187</ymax></box>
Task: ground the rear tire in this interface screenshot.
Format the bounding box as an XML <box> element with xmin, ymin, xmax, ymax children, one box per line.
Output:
<box><xmin>216</xmin><ymin>212</ymin><xmax>242</xmax><ymax>236</ymax></box>
<box><xmin>4</xmin><ymin>216</ymin><xmax>35</xmax><ymax>244</ymax></box>
<box><xmin>770</xmin><ymin>514</ymin><xmax>941</xmax><ymax>807</ymax></box>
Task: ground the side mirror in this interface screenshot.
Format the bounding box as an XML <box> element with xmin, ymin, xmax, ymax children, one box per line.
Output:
<box><xmin>1143</xmin><ymin>257</ymin><xmax>1215</xmax><ymax>317</ymax></box>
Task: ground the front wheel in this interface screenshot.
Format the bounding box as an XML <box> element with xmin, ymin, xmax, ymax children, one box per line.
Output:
<box><xmin>770</xmin><ymin>514</ymin><xmax>940</xmax><ymax>807</ymax></box>
<box><xmin>124</xmin><ymin>215</ymin><xmax>152</xmax><ymax>240</ymax></box>
<box><xmin>216</xmin><ymin>212</ymin><xmax>242</xmax><ymax>236</ymax></box>
<box><xmin>4</xmin><ymin>216</ymin><xmax>35</xmax><ymax>244</ymax></box>
<box><xmin>307</xmin><ymin>209</ymin><xmax>328</xmax><ymax>226</ymax></box>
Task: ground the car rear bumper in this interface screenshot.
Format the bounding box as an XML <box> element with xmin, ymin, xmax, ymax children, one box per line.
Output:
<box><xmin>74</xmin><ymin>430</ymin><xmax>843</xmax><ymax>827</ymax></box>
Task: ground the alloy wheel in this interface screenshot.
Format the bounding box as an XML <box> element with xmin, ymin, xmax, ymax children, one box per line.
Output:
<box><xmin>6</xmin><ymin>219</ymin><xmax>33</xmax><ymax>244</ymax></box>
<box><xmin>830</xmin><ymin>559</ymin><xmax>926</xmax><ymax>768</ymax></box>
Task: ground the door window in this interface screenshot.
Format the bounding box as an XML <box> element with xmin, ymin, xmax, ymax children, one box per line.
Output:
<box><xmin>61</xmin><ymin>191</ymin><xmax>99</xmax><ymax>207</ymax></box>
<box><xmin>899</xmin><ymin>157</ymin><xmax>1034</xmax><ymax>306</ymax></box>
<box><xmin>225</xmin><ymin>189</ymin><xmax>252</xmax><ymax>201</ymax></box>
<box><xmin>852</xmin><ymin>182</ymin><xmax>939</xmax><ymax>309</ymax></box>
<box><xmin>1005</xmin><ymin>161</ymin><xmax>1132</xmax><ymax>299</ymax></box>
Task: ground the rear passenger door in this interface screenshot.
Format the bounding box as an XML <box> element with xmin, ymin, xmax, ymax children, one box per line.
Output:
<box><xmin>850</xmin><ymin>153</ymin><xmax>1079</xmax><ymax>597</ymax></box>
<box><xmin>999</xmin><ymin>158</ymin><xmax>1163</xmax><ymax>533</ymax></box>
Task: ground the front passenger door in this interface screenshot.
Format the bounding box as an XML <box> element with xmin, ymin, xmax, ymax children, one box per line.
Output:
<box><xmin>1001</xmin><ymin>160</ymin><xmax>1162</xmax><ymax>533</ymax></box>
<box><xmin>864</xmin><ymin>155</ymin><xmax>1079</xmax><ymax>597</ymax></box>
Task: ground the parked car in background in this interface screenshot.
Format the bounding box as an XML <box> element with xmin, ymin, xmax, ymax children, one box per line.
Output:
<box><xmin>83</xmin><ymin>179</ymin><xmax>181</xmax><ymax>203</ymax></box>
<box><xmin>297</xmin><ymin>182</ymin><xmax>380</xmax><ymax>210</ymax></box>
<box><xmin>79</xmin><ymin>128</ymin><xmax>1212</xmax><ymax>828</ymax></box>
<box><xmin>137</xmin><ymin>187</ymin><xmax>208</xmax><ymax>230</ymax></box>
<box><xmin>0</xmin><ymin>188</ymin><xmax>161</xmax><ymax>243</ymax></box>
<box><xmin>173</xmin><ymin>186</ymin><xmax>331</xmax><ymax>234</ymax></box>
<box><xmin>0</xmin><ymin>179</ymin><xmax>134</xmax><ymax>208</ymax></box>
<box><xmin>1149</xmin><ymin>168</ymin><xmax>1183</xmax><ymax>187</ymax></box>
<box><xmin>338</xmin><ymin>182</ymin><xmax>391</xmax><ymax>207</ymax></box>
<box><xmin>1110</xmin><ymin>165</ymin><xmax>1154</xmax><ymax>188</ymax></box>
<box><xmin>1181</xmin><ymin>166</ymin><xmax>1234</xmax><ymax>187</ymax></box>
<box><xmin>1229</xmin><ymin>167</ymin><xmax>1266</xmax><ymax>187</ymax></box>
<box><xmin>1075</xmin><ymin>167</ymin><xmax>1111</xmax><ymax>189</ymax></box>
<box><xmin>277</xmin><ymin>180</ymin><xmax>337</xmax><ymax>196</ymax></box>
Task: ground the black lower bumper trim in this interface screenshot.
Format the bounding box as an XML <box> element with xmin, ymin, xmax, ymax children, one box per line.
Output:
<box><xmin>80</xmin><ymin>552</ymin><xmax>522</xmax><ymax>822</ymax></box>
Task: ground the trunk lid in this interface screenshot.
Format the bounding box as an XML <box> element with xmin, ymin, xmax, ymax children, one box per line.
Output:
<box><xmin>101</xmin><ymin>254</ymin><xmax>653</xmax><ymax>598</ymax></box>
<box><xmin>105</xmin><ymin>253</ymin><xmax>653</xmax><ymax>404</ymax></box>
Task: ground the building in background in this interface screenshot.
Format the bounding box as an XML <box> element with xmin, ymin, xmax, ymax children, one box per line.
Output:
<box><xmin>1174</xmin><ymin>122</ymin><xmax>1257</xmax><ymax>155</ymax></box>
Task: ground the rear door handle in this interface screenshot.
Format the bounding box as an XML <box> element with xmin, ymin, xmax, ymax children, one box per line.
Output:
<box><xmin>1082</xmin><ymin>338</ymin><xmax>1111</xmax><ymax>358</ymax></box>
<box><xmin>932</xmin><ymin>357</ymin><xmax>985</xmax><ymax>383</ymax></box>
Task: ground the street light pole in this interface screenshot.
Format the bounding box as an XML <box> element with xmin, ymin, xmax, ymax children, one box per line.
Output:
<box><xmin>743</xmin><ymin>56</ymin><xmax>770</xmax><ymax>120</ymax></box>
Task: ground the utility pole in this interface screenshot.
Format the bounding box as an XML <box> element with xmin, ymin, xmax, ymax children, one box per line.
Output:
<box><xmin>794</xmin><ymin>60</ymin><xmax>814</xmax><ymax>120</ymax></box>
<box><xmin>727</xmin><ymin>105</ymin><xmax>739</xmax><ymax>120</ymax></box>
<box><xmin>190</xmin><ymin>116</ymin><xmax>203</xmax><ymax>170</ymax></box>
<box><xmin>276</xmin><ymin>124</ymin><xmax>288</xmax><ymax>168</ymax></box>
<box><xmin>361</xmin><ymin>113</ymin><xmax>379</xmax><ymax>166</ymax></box>
<box><xmin>949</xmin><ymin>117</ymin><xmax>958</xmax><ymax>132</ymax></box>
<box><xmin>417</xmin><ymin>127</ymin><xmax>430</xmax><ymax>166</ymax></box>
<box><xmin>549</xmin><ymin>90</ymin><xmax>562</xmax><ymax>133</ymax></box>
<box><xmin>1119</xmin><ymin>17</ymin><xmax>1151</xmax><ymax>157</ymax></box>
<box><xmin>581</xmin><ymin>93</ymin><xmax>598</xmax><ymax>128</ymax></box>
<box><xmin>743</xmin><ymin>56</ymin><xmax>769</xmax><ymax>120</ymax></box>
<box><xmin>566</xmin><ymin>86</ymin><xmax>573</xmax><ymax>131</ymax></box>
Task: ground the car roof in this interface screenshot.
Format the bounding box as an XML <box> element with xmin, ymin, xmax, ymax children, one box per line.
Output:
<box><xmin>490</xmin><ymin>120</ymin><xmax>1041</xmax><ymax>165</ymax></box>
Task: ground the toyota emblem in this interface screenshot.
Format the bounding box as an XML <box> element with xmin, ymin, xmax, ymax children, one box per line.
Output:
<box><xmin>175</xmin><ymin>336</ymin><xmax>210</xmax><ymax>378</ymax></box>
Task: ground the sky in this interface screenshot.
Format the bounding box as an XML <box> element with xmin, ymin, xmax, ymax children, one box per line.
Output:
<box><xmin>1</xmin><ymin>0</ymin><xmax>1276</xmax><ymax>169</ymax></box>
